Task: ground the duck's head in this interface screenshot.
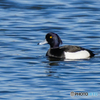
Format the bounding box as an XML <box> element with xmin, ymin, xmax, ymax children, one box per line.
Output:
<box><xmin>38</xmin><ymin>32</ymin><xmax>62</xmax><ymax>48</ymax></box>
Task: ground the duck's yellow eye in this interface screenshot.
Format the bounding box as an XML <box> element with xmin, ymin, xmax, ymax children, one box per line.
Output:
<box><xmin>50</xmin><ymin>36</ymin><xmax>52</xmax><ymax>38</ymax></box>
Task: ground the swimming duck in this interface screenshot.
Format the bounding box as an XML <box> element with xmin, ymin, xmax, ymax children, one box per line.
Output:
<box><xmin>38</xmin><ymin>32</ymin><xmax>94</xmax><ymax>60</ymax></box>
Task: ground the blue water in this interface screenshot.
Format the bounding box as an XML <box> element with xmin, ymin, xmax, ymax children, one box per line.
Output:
<box><xmin>0</xmin><ymin>0</ymin><xmax>100</xmax><ymax>100</ymax></box>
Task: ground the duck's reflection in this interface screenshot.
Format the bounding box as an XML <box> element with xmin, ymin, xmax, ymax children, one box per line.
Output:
<box><xmin>44</xmin><ymin>57</ymin><xmax>62</xmax><ymax>77</ymax></box>
<box><xmin>47</xmin><ymin>57</ymin><xmax>64</xmax><ymax>61</ymax></box>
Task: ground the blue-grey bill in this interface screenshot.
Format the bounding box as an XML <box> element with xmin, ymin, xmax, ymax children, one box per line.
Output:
<box><xmin>38</xmin><ymin>39</ymin><xmax>48</xmax><ymax>45</ymax></box>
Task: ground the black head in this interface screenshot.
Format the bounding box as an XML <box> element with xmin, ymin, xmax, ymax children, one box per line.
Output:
<box><xmin>45</xmin><ymin>32</ymin><xmax>62</xmax><ymax>48</ymax></box>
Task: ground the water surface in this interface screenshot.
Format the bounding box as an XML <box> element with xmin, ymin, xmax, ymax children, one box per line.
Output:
<box><xmin>0</xmin><ymin>0</ymin><xmax>100</xmax><ymax>100</ymax></box>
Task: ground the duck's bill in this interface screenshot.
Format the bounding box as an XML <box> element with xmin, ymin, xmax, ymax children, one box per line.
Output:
<box><xmin>38</xmin><ymin>39</ymin><xmax>48</xmax><ymax>45</ymax></box>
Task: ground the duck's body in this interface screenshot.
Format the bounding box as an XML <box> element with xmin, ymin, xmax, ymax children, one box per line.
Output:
<box><xmin>38</xmin><ymin>32</ymin><xmax>94</xmax><ymax>60</ymax></box>
<box><xmin>46</xmin><ymin>45</ymin><xmax>94</xmax><ymax>59</ymax></box>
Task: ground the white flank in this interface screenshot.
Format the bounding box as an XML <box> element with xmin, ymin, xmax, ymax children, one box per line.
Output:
<box><xmin>64</xmin><ymin>50</ymin><xmax>90</xmax><ymax>60</ymax></box>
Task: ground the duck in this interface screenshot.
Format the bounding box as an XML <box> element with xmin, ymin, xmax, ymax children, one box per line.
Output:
<box><xmin>38</xmin><ymin>32</ymin><xmax>95</xmax><ymax>60</ymax></box>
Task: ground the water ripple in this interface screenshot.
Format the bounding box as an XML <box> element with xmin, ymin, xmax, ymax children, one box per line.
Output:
<box><xmin>0</xmin><ymin>0</ymin><xmax>100</xmax><ymax>100</ymax></box>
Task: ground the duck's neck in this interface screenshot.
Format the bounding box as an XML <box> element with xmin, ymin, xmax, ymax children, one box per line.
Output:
<box><xmin>50</xmin><ymin>45</ymin><xmax>59</xmax><ymax>49</ymax></box>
